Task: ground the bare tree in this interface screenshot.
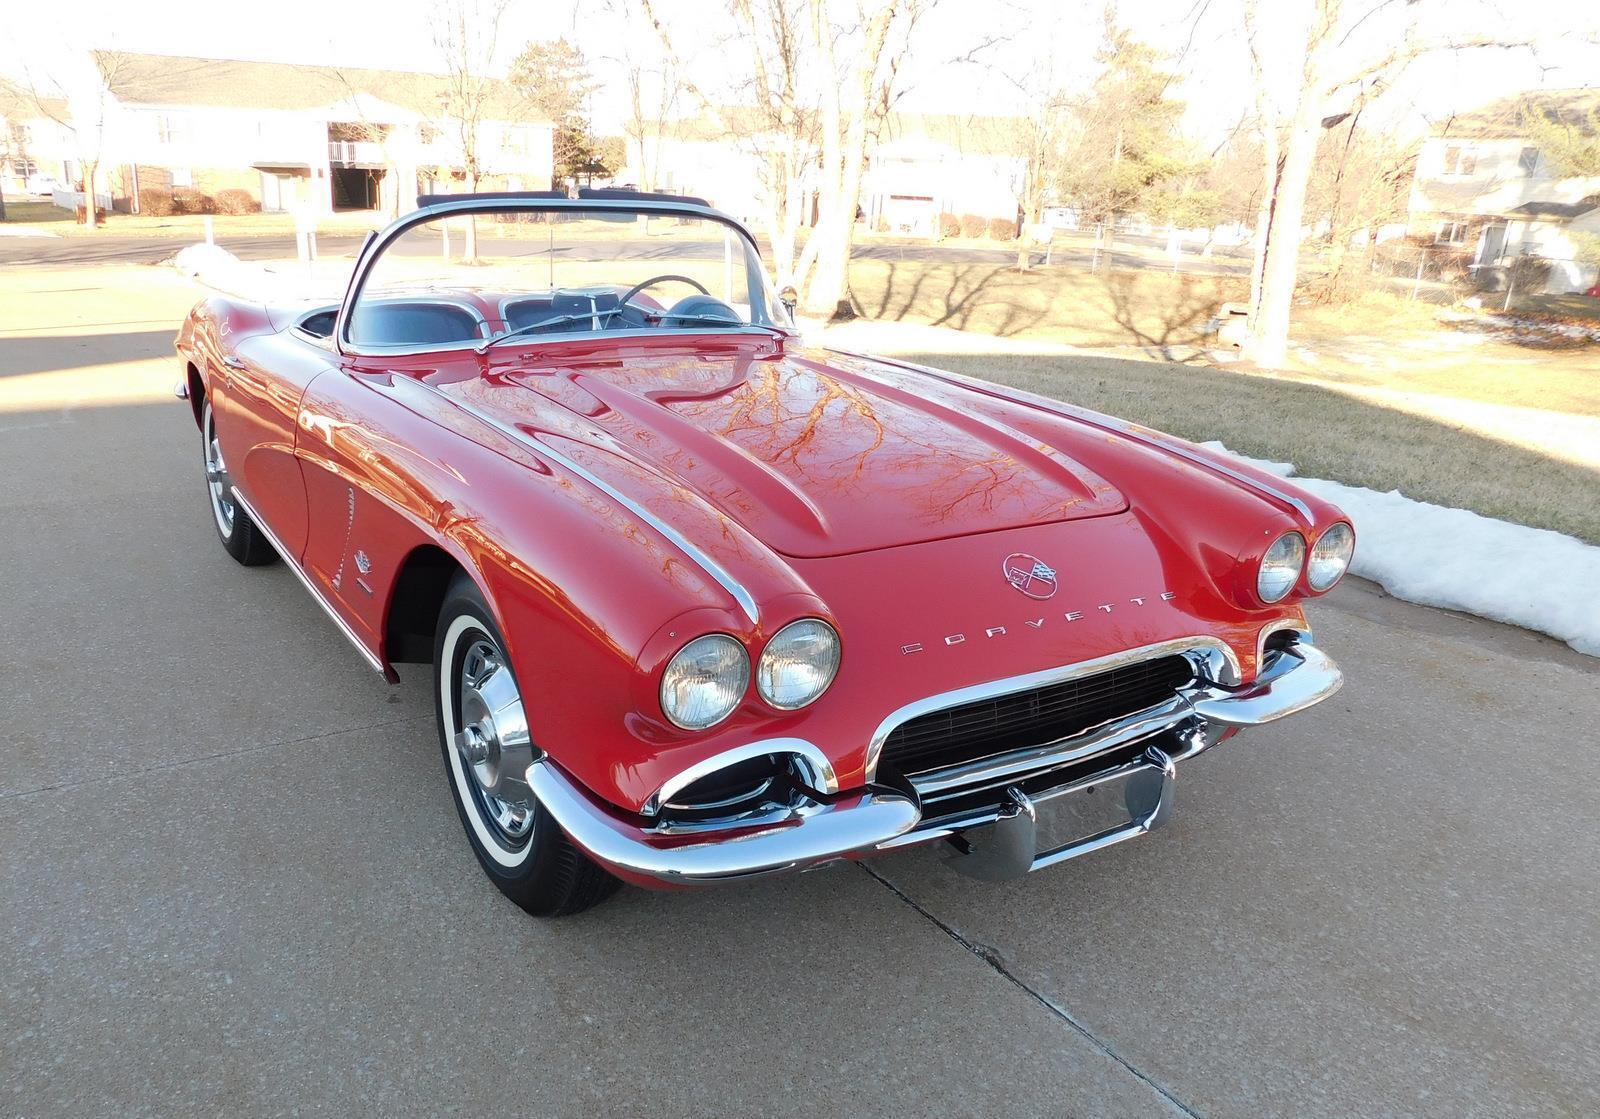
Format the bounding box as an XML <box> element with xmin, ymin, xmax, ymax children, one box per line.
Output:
<box><xmin>22</xmin><ymin>50</ymin><xmax>132</xmax><ymax>230</ymax></box>
<box><xmin>1242</xmin><ymin>0</ymin><xmax>1549</xmax><ymax>366</ymax></box>
<box><xmin>800</xmin><ymin>0</ymin><xmax>932</xmax><ymax>318</ymax></box>
<box><xmin>639</xmin><ymin>0</ymin><xmax>821</xmax><ymax>291</ymax></box>
<box><xmin>622</xmin><ymin>59</ymin><xmax>682</xmax><ymax>192</ymax></box>
<box><xmin>0</xmin><ymin>118</ymin><xmax>23</xmax><ymax>221</ymax></box>
<box><xmin>433</xmin><ymin>0</ymin><xmax>511</xmax><ymax>258</ymax></box>
<box><xmin>638</xmin><ymin>0</ymin><xmax>931</xmax><ymax>318</ymax></box>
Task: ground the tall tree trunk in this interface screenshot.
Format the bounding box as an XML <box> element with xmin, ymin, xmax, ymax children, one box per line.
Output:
<box><xmin>1016</xmin><ymin>207</ymin><xmax>1035</xmax><ymax>272</ymax></box>
<box><xmin>1248</xmin><ymin>164</ymin><xmax>1274</xmax><ymax>319</ymax></box>
<box><xmin>1245</xmin><ymin>0</ymin><xmax>1339</xmax><ymax>367</ymax></box>
<box><xmin>82</xmin><ymin>160</ymin><xmax>98</xmax><ymax>229</ymax></box>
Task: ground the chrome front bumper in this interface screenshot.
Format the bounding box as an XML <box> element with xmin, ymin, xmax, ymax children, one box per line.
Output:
<box><xmin>527</xmin><ymin>639</ymin><xmax>1343</xmax><ymax>886</ymax></box>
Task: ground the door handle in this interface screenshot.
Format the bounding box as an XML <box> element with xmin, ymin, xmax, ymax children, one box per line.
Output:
<box><xmin>222</xmin><ymin>355</ymin><xmax>246</xmax><ymax>370</ymax></box>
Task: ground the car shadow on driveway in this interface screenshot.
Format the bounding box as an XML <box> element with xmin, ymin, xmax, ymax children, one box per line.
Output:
<box><xmin>0</xmin><ymin>329</ymin><xmax>178</xmax><ymax>378</ymax></box>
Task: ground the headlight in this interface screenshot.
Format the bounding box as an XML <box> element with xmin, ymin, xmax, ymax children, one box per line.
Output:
<box><xmin>660</xmin><ymin>635</ymin><xmax>749</xmax><ymax>730</ymax></box>
<box><xmin>1308</xmin><ymin>522</ymin><xmax>1355</xmax><ymax>591</ymax></box>
<box><xmin>1256</xmin><ymin>532</ymin><xmax>1306</xmax><ymax>603</ymax></box>
<box><xmin>756</xmin><ymin>619</ymin><xmax>841</xmax><ymax>710</ymax></box>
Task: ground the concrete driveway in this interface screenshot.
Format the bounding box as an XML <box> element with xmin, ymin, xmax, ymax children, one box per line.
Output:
<box><xmin>2</xmin><ymin>264</ymin><xmax>1596</xmax><ymax>1116</ymax></box>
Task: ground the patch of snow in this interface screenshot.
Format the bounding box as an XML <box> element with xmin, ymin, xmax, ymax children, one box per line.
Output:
<box><xmin>171</xmin><ymin>243</ymin><xmax>347</xmax><ymax>302</ymax></box>
<box><xmin>1200</xmin><ymin>441</ymin><xmax>1600</xmax><ymax>657</ymax></box>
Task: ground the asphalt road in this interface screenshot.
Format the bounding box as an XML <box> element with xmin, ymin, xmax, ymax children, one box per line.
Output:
<box><xmin>2</xmin><ymin>266</ymin><xmax>1597</xmax><ymax>1116</ymax></box>
<box><xmin>0</xmin><ymin>227</ymin><xmax>1250</xmax><ymax>276</ymax></box>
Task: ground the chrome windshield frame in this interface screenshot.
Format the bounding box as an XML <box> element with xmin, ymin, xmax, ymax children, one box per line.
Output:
<box><xmin>334</xmin><ymin>196</ymin><xmax>781</xmax><ymax>359</ymax></box>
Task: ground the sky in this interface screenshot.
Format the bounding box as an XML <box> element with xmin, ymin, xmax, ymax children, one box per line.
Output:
<box><xmin>6</xmin><ymin>0</ymin><xmax>1598</xmax><ymax>142</ymax></box>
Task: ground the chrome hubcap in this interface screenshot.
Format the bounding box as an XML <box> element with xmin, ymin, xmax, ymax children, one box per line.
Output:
<box><xmin>204</xmin><ymin>406</ymin><xmax>235</xmax><ymax>535</ymax></box>
<box><xmin>455</xmin><ymin>639</ymin><xmax>535</xmax><ymax>841</ymax></box>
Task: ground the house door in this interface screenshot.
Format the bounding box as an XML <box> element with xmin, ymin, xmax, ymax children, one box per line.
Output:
<box><xmin>260</xmin><ymin>172</ymin><xmax>285</xmax><ymax>213</ymax></box>
<box><xmin>1476</xmin><ymin>223</ymin><xmax>1507</xmax><ymax>267</ymax></box>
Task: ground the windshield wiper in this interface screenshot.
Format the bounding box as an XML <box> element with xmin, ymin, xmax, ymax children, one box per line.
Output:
<box><xmin>477</xmin><ymin>308</ymin><xmax>784</xmax><ymax>353</ymax></box>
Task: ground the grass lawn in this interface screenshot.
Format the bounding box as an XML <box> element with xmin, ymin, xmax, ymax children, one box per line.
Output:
<box><xmin>0</xmin><ymin>198</ymin><xmax>72</xmax><ymax>224</ymax></box>
<box><xmin>848</xmin><ymin>258</ymin><xmax>1237</xmax><ymax>349</ymax></box>
<box><xmin>902</xmin><ymin>349</ymin><xmax>1600</xmax><ymax>546</ymax></box>
<box><xmin>843</xmin><ymin>258</ymin><xmax>1600</xmax><ymax>544</ymax></box>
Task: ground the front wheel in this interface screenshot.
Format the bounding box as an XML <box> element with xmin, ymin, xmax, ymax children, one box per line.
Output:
<box><xmin>433</xmin><ymin>574</ymin><xmax>619</xmax><ymax>917</ymax></box>
<box><xmin>201</xmin><ymin>398</ymin><xmax>275</xmax><ymax>566</ymax></box>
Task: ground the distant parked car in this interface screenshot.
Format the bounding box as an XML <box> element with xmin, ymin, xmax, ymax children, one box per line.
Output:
<box><xmin>25</xmin><ymin>173</ymin><xmax>61</xmax><ymax>197</ymax></box>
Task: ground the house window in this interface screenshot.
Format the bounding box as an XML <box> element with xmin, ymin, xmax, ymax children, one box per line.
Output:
<box><xmin>170</xmin><ymin>167</ymin><xmax>193</xmax><ymax>188</ymax></box>
<box><xmin>501</xmin><ymin>126</ymin><xmax>527</xmax><ymax>155</ymax></box>
<box><xmin>1441</xmin><ymin>144</ymin><xmax>1477</xmax><ymax>176</ymax></box>
<box><xmin>419</xmin><ymin>124</ymin><xmax>442</xmax><ymax>145</ymax></box>
<box><xmin>1519</xmin><ymin>146</ymin><xmax>1540</xmax><ymax>175</ymax></box>
<box><xmin>1435</xmin><ymin>220</ymin><xmax>1468</xmax><ymax>245</ymax></box>
<box><xmin>156</xmin><ymin>114</ymin><xmax>191</xmax><ymax>145</ymax></box>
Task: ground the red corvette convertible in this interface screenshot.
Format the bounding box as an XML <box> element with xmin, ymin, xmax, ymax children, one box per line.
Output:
<box><xmin>175</xmin><ymin>192</ymin><xmax>1350</xmax><ymax>916</ymax></box>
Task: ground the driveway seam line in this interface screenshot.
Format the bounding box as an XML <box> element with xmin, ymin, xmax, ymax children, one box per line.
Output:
<box><xmin>858</xmin><ymin>862</ymin><xmax>1201</xmax><ymax>1119</ymax></box>
<box><xmin>0</xmin><ymin>715</ymin><xmax>431</xmax><ymax>802</ymax></box>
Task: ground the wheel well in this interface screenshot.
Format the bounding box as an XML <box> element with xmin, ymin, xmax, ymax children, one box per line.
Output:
<box><xmin>186</xmin><ymin>362</ymin><xmax>204</xmax><ymax>428</ymax></box>
<box><xmin>385</xmin><ymin>545</ymin><xmax>464</xmax><ymax>664</ymax></box>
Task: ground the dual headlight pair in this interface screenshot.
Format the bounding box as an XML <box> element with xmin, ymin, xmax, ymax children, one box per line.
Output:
<box><xmin>660</xmin><ymin>619</ymin><xmax>841</xmax><ymax>731</ymax></box>
<box><xmin>1257</xmin><ymin>522</ymin><xmax>1355</xmax><ymax>603</ymax></box>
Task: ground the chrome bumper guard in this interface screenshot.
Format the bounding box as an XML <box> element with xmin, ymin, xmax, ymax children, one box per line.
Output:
<box><xmin>525</xmin><ymin>639</ymin><xmax>1341</xmax><ymax>885</ymax></box>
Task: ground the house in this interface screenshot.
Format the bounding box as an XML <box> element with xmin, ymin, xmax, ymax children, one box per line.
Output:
<box><xmin>0</xmin><ymin>53</ymin><xmax>554</xmax><ymax>217</ymax></box>
<box><xmin>1407</xmin><ymin>88</ymin><xmax>1600</xmax><ymax>292</ymax></box>
<box><xmin>619</xmin><ymin>109</ymin><xmax>1025</xmax><ymax>237</ymax></box>
<box><xmin>0</xmin><ymin>80</ymin><xmax>74</xmax><ymax>197</ymax></box>
<box><xmin>861</xmin><ymin>114</ymin><xmax>1024</xmax><ymax>236</ymax></box>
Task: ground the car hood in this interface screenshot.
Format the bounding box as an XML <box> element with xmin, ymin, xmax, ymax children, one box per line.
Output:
<box><xmin>445</xmin><ymin>337</ymin><xmax>1128</xmax><ymax>559</ymax></box>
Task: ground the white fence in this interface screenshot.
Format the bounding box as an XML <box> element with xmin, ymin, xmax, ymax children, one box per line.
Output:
<box><xmin>51</xmin><ymin>187</ymin><xmax>115</xmax><ymax>212</ymax></box>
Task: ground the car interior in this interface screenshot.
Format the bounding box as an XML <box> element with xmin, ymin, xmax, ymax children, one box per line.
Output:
<box><xmin>297</xmin><ymin>284</ymin><xmax>749</xmax><ymax>351</ymax></box>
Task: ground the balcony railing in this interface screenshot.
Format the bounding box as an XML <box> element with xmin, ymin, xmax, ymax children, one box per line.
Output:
<box><xmin>328</xmin><ymin>140</ymin><xmax>385</xmax><ymax>167</ymax></box>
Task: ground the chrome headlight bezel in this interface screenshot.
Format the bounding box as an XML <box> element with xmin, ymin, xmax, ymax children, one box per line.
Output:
<box><xmin>1307</xmin><ymin>522</ymin><xmax>1355</xmax><ymax>591</ymax></box>
<box><xmin>1256</xmin><ymin>531</ymin><xmax>1307</xmax><ymax>604</ymax></box>
<box><xmin>756</xmin><ymin>618</ymin><xmax>841</xmax><ymax>711</ymax></box>
<box><xmin>659</xmin><ymin>634</ymin><xmax>750</xmax><ymax>731</ymax></box>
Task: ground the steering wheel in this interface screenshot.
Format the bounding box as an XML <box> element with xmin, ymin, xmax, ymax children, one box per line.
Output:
<box><xmin>618</xmin><ymin>274</ymin><xmax>711</xmax><ymax>311</ymax></box>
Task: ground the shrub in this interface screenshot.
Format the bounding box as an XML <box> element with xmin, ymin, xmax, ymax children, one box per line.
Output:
<box><xmin>214</xmin><ymin>188</ymin><xmax>259</xmax><ymax>215</ymax></box>
<box><xmin>959</xmin><ymin>213</ymin><xmax>987</xmax><ymax>239</ymax></box>
<box><xmin>988</xmin><ymin>216</ymin><xmax>1017</xmax><ymax>241</ymax></box>
<box><xmin>938</xmin><ymin>212</ymin><xmax>961</xmax><ymax>239</ymax></box>
<box><xmin>172</xmin><ymin>187</ymin><xmax>215</xmax><ymax>214</ymax></box>
<box><xmin>140</xmin><ymin>192</ymin><xmax>177</xmax><ymax>217</ymax></box>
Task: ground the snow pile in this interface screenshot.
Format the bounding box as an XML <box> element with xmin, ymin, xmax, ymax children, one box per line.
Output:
<box><xmin>172</xmin><ymin>243</ymin><xmax>281</xmax><ymax>300</ymax></box>
<box><xmin>171</xmin><ymin>243</ymin><xmax>348</xmax><ymax>302</ymax></box>
<box><xmin>1200</xmin><ymin>441</ymin><xmax>1600</xmax><ymax>657</ymax></box>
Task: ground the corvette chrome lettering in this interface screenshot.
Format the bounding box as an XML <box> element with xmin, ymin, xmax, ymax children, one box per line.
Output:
<box><xmin>900</xmin><ymin>592</ymin><xmax>1178</xmax><ymax>653</ymax></box>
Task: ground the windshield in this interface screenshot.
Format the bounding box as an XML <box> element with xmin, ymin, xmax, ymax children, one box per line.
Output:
<box><xmin>343</xmin><ymin>204</ymin><xmax>783</xmax><ymax>352</ymax></box>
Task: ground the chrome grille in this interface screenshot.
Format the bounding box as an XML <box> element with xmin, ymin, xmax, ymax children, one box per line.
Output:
<box><xmin>879</xmin><ymin>655</ymin><xmax>1195</xmax><ymax>777</ymax></box>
